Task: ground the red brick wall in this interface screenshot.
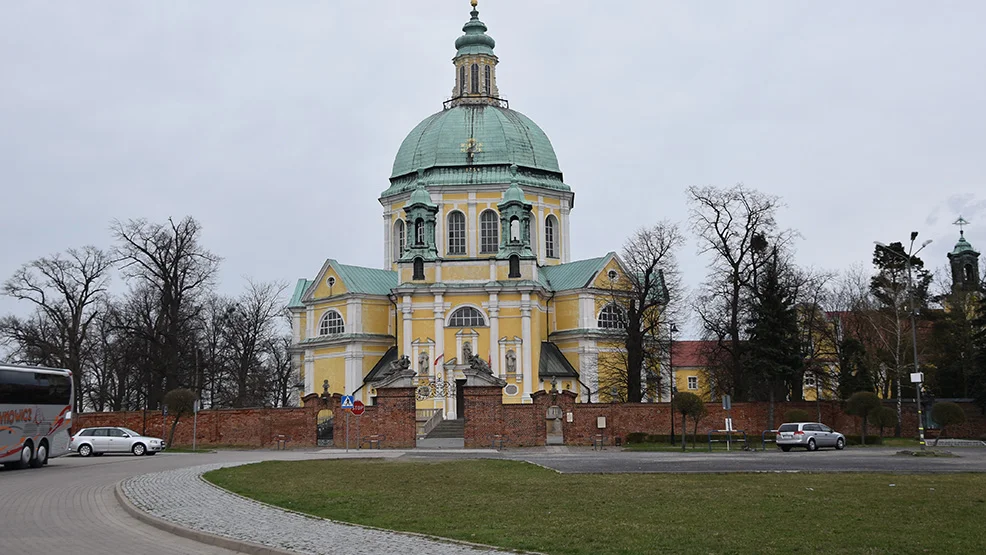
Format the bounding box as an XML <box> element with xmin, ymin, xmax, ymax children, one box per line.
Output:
<box><xmin>327</xmin><ymin>388</ymin><xmax>417</xmax><ymax>449</ymax></box>
<box><xmin>74</xmin><ymin>405</ymin><xmax>318</xmax><ymax>448</ymax></box>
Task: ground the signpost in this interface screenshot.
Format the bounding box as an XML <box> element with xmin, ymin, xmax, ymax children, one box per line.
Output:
<box><xmin>352</xmin><ymin>401</ymin><xmax>364</xmax><ymax>448</ymax></box>
<box><xmin>722</xmin><ymin>395</ymin><xmax>732</xmax><ymax>451</ymax></box>
<box><xmin>341</xmin><ymin>395</ymin><xmax>355</xmax><ymax>452</ymax></box>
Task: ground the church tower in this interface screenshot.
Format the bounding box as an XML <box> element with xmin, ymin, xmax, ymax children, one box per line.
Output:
<box><xmin>948</xmin><ymin>217</ymin><xmax>980</xmax><ymax>294</ymax></box>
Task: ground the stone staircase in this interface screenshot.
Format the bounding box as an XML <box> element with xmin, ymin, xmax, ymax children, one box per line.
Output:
<box><xmin>416</xmin><ymin>418</ymin><xmax>465</xmax><ymax>449</ymax></box>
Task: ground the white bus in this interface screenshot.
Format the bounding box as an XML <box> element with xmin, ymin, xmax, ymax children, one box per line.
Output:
<box><xmin>0</xmin><ymin>364</ymin><xmax>73</xmax><ymax>470</ymax></box>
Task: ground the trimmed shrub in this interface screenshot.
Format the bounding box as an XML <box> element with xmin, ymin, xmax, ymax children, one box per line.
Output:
<box><xmin>931</xmin><ymin>402</ymin><xmax>967</xmax><ymax>446</ymax></box>
<box><xmin>869</xmin><ymin>406</ymin><xmax>898</xmax><ymax>438</ymax></box>
<box><xmin>845</xmin><ymin>392</ymin><xmax>881</xmax><ymax>445</ymax></box>
<box><xmin>625</xmin><ymin>432</ymin><xmax>648</xmax><ymax>444</ymax></box>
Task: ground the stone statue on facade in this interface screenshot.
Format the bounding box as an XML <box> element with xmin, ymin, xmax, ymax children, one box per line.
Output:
<box><xmin>469</xmin><ymin>353</ymin><xmax>492</xmax><ymax>374</ymax></box>
<box><xmin>505</xmin><ymin>349</ymin><xmax>517</xmax><ymax>374</ymax></box>
<box><xmin>418</xmin><ymin>351</ymin><xmax>429</xmax><ymax>374</ymax></box>
<box><xmin>462</xmin><ymin>341</ymin><xmax>473</xmax><ymax>362</ymax></box>
<box><xmin>389</xmin><ymin>354</ymin><xmax>411</xmax><ymax>375</ymax></box>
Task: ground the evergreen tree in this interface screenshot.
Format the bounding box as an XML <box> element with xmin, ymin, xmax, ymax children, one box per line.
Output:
<box><xmin>747</xmin><ymin>247</ymin><xmax>803</xmax><ymax>428</ymax></box>
<box><xmin>837</xmin><ymin>337</ymin><xmax>875</xmax><ymax>399</ymax></box>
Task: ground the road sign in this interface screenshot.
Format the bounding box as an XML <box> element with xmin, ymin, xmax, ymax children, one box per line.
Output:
<box><xmin>341</xmin><ymin>395</ymin><xmax>355</xmax><ymax>409</ymax></box>
<box><xmin>722</xmin><ymin>395</ymin><xmax>731</xmax><ymax>411</ymax></box>
<box><xmin>352</xmin><ymin>400</ymin><xmax>365</xmax><ymax>416</ymax></box>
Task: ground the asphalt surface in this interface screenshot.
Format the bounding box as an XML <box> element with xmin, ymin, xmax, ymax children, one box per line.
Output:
<box><xmin>2</xmin><ymin>445</ymin><xmax>985</xmax><ymax>555</ymax></box>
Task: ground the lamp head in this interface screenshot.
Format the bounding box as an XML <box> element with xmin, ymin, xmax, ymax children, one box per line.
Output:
<box><xmin>910</xmin><ymin>231</ymin><xmax>919</xmax><ymax>241</ymax></box>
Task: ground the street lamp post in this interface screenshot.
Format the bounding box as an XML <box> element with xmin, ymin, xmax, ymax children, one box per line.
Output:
<box><xmin>669</xmin><ymin>322</ymin><xmax>678</xmax><ymax>447</ymax></box>
<box><xmin>875</xmin><ymin>232</ymin><xmax>931</xmax><ymax>450</ymax></box>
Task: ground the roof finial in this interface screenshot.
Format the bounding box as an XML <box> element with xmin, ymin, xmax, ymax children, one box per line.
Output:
<box><xmin>954</xmin><ymin>215</ymin><xmax>970</xmax><ymax>237</ymax></box>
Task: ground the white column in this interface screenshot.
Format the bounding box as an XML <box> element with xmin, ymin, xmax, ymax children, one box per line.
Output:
<box><xmin>306</xmin><ymin>306</ymin><xmax>315</xmax><ymax>338</ymax></box>
<box><xmin>433</xmin><ymin>292</ymin><xmax>449</xmax><ymax>417</ymax></box>
<box><xmin>468</xmin><ymin>193</ymin><xmax>478</xmax><ymax>257</ymax></box>
<box><xmin>579</xmin><ymin>340</ymin><xmax>598</xmax><ymax>402</ymax></box>
<box><xmin>521</xmin><ymin>292</ymin><xmax>533</xmax><ymax>401</ymax></box>
<box><xmin>402</xmin><ymin>295</ymin><xmax>413</xmax><ymax>357</ymax></box>
<box><xmin>292</xmin><ymin>313</ymin><xmax>301</xmax><ymax>343</ymax></box>
<box><xmin>434</xmin><ymin>195</ymin><xmax>444</xmax><ymax>255</ymax></box>
<box><xmin>345</xmin><ymin>343</ymin><xmax>363</xmax><ymax>398</ymax></box>
<box><xmin>578</xmin><ymin>294</ymin><xmax>595</xmax><ymax>328</ymax></box>
<box><xmin>488</xmin><ymin>293</ymin><xmax>500</xmax><ymax>375</ymax></box>
<box><xmin>537</xmin><ymin>197</ymin><xmax>545</xmax><ymax>263</ymax></box>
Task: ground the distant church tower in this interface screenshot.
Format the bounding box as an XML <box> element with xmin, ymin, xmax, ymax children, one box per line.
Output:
<box><xmin>947</xmin><ymin>216</ymin><xmax>980</xmax><ymax>294</ymax></box>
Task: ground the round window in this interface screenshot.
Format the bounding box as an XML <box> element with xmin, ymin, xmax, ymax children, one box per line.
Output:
<box><xmin>607</xmin><ymin>269</ymin><xmax>618</xmax><ymax>281</ymax></box>
<box><xmin>504</xmin><ymin>384</ymin><xmax>519</xmax><ymax>396</ymax></box>
<box><xmin>327</xmin><ymin>276</ymin><xmax>336</xmax><ymax>287</ymax></box>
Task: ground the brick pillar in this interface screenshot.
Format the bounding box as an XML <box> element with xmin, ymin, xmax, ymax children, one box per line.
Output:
<box><xmin>463</xmin><ymin>386</ymin><xmax>506</xmax><ymax>448</ymax></box>
<box><xmin>374</xmin><ymin>387</ymin><xmax>416</xmax><ymax>448</ymax></box>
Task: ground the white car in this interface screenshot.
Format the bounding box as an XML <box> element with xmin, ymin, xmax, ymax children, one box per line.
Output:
<box><xmin>70</xmin><ymin>427</ymin><xmax>166</xmax><ymax>457</ymax></box>
<box><xmin>776</xmin><ymin>422</ymin><xmax>846</xmax><ymax>452</ymax></box>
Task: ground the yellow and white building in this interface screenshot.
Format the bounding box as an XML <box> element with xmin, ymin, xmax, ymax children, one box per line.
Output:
<box><xmin>288</xmin><ymin>2</ymin><xmax>648</xmax><ymax>417</ymax></box>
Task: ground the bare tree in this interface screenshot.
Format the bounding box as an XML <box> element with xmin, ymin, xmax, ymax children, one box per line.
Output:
<box><xmin>599</xmin><ymin>221</ymin><xmax>684</xmax><ymax>403</ymax></box>
<box><xmin>222</xmin><ymin>280</ymin><xmax>288</xmax><ymax>407</ymax></box>
<box><xmin>688</xmin><ymin>184</ymin><xmax>789</xmax><ymax>401</ymax></box>
<box><xmin>1</xmin><ymin>246</ymin><xmax>112</xmax><ymax>412</ymax></box>
<box><xmin>111</xmin><ymin>217</ymin><xmax>220</xmax><ymax>410</ymax></box>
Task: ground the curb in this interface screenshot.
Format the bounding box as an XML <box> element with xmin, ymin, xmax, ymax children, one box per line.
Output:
<box><xmin>113</xmin><ymin>481</ymin><xmax>298</xmax><ymax>555</ymax></box>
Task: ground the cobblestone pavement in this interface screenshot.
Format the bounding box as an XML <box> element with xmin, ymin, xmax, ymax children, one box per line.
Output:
<box><xmin>121</xmin><ymin>461</ymin><xmax>511</xmax><ymax>555</ymax></box>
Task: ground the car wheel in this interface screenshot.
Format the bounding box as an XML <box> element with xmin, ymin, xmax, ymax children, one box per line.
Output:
<box><xmin>78</xmin><ymin>444</ymin><xmax>92</xmax><ymax>457</ymax></box>
<box><xmin>780</xmin><ymin>446</ymin><xmax>791</xmax><ymax>452</ymax></box>
<box><xmin>132</xmin><ymin>443</ymin><xmax>146</xmax><ymax>456</ymax></box>
<box><xmin>836</xmin><ymin>437</ymin><xmax>845</xmax><ymax>450</ymax></box>
<box><xmin>807</xmin><ymin>439</ymin><xmax>817</xmax><ymax>452</ymax></box>
<box><xmin>29</xmin><ymin>442</ymin><xmax>47</xmax><ymax>468</ymax></box>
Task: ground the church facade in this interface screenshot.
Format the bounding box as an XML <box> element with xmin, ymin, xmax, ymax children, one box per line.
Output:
<box><xmin>288</xmin><ymin>1</ymin><xmax>650</xmax><ymax>418</ymax></box>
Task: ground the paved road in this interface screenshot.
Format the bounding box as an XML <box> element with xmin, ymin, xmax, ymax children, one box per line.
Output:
<box><xmin>3</xmin><ymin>446</ymin><xmax>985</xmax><ymax>555</ymax></box>
<box><xmin>0</xmin><ymin>450</ymin><xmax>338</xmax><ymax>555</ymax></box>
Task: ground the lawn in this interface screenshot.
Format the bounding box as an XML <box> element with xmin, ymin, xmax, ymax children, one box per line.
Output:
<box><xmin>204</xmin><ymin>459</ymin><xmax>986</xmax><ymax>554</ymax></box>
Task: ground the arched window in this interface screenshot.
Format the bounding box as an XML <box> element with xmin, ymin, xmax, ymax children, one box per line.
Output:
<box><xmin>459</xmin><ymin>65</ymin><xmax>466</xmax><ymax>96</ymax></box>
<box><xmin>484</xmin><ymin>65</ymin><xmax>491</xmax><ymax>94</ymax></box>
<box><xmin>964</xmin><ymin>264</ymin><xmax>974</xmax><ymax>282</ymax></box>
<box><xmin>448</xmin><ymin>306</ymin><xmax>486</xmax><ymax>327</ymax></box>
<box><xmin>480</xmin><ymin>209</ymin><xmax>499</xmax><ymax>253</ymax></box>
<box><xmin>447</xmin><ymin>211</ymin><xmax>466</xmax><ymax>255</ymax></box>
<box><xmin>598</xmin><ymin>304</ymin><xmax>627</xmax><ymax>329</ymax></box>
<box><xmin>545</xmin><ymin>215</ymin><xmax>558</xmax><ymax>258</ymax></box>
<box><xmin>318</xmin><ymin>310</ymin><xmax>345</xmax><ymax>335</ymax></box>
<box><xmin>413</xmin><ymin>257</ymin><xmax>425</xmax><ymax>280</ymax></box>
<box><xmin>393</xmin><ymin>220</ymin><xmax>405</xmax><ymax>260</ymax></box>
<box><xmin>509</xmin><ymin>217</ymin><xmax>520</xmax><ymax>243</ymax></box>
<box><xmin>508</xmin><ymin>255</ymin><xmax>521</xmax><ymax>278</ymax></box>
<box><xmin>471</xmin><ymin>63</ymin><xmax>479</xmax><ymax>93</ymax></box>
<box><xmin>414</xmin><ymin>218</ymin><xmax>424</xmax><ymax>246</ymax></box>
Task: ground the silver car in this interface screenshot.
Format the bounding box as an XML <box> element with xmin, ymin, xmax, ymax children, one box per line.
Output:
<box><xmin>69</xmin><ymin>427</ymin><xmax>166</xmax><ymax>457</ymax></box>
<box><xmin>776</xmin><ymin>422</ymin><xmax>845</xmax><ymax>452</ymax></box>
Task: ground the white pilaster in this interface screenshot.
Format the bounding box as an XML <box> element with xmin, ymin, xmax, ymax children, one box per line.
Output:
<box><xmin>578</xmin><ymin>340</ymin><xmax>599</xmax><ymax>402</ymax></box>
<box><xmin>578</xmin><ymin>294</ymin><xmax>595</xmax><ymax>329</ymax></box>
<box><xmin>383</xmin><ymin>212</ymin><xmax>391</xmax><ymax>269</ymax></box>
<box><xmin>488</xmin><ymin>293</ymin><xmax>500</xmax><ymax>375</ymax></box>
<box><xmin>345</xmin><ymin>343</ymin><xmax>364</xmax><ymax>398</ymax></box>
<box><xmin>402</xmin><ymin>295</ymin><xmax>413</xmax><ymax>357</ymax></box>
<box><xmin>468</xmin><ymin>193</ymin><xmax>477</xmax><ymax>257</ymax></box>
<box><xmin>292</xmin><ymin>313</ymin><xmax>301</xmax><ymax>343</ymax></box>
<box><xmin>346</xmin><ymin>298</ymin><xmax>363</xmax><ymax>333</ymax></box>
<box><xmin>521</xmin><ymin>293</ymin><xmax>533</xmax><ymax>401</ymax></box>
<box><xmin>306</xmin><ymin>306</ymin><xmax>315</xmax><ymax>339</ymax></box>
<box><xmin>537</xmin><ymin>197</ymin><xmax>545</xmax><ymax>263</ymax></box>
<box><xmin>561</xmin><ymin>200</ymin><xmax>571</xmax><ymax>263</ymax></box>
<box><xmin>304</xmin><ymin>349</ymin><xmax>315</xmax><ymax>394</ymax></box>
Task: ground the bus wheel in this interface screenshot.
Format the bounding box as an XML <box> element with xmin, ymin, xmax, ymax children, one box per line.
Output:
<box><xmin>30</xmin><ymin>442</ymin><xmax>47</xmax><ymax>468</ymax></box>
<box><xmin>15</xmin><ymin>443</ymin><xmax>33</xmax><ymax>469</ymax></box>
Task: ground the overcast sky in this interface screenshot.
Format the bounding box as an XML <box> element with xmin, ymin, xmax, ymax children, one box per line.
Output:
<box><xmin>2</xmin><ymin>1</ymin><xmax>984</xmax><ymax>338</ymax></box>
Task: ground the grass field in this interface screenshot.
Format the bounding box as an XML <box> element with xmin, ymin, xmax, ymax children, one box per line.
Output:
<box><xmin>204</xmin><ymin>459</ymin><xmax>986</xmax><ymax>554</ymax></box>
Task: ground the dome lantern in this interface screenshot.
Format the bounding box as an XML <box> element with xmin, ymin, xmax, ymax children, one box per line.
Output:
<box><xmin>450</xmin><ymin>0</ymin><xmax>503</xmax><ymax>108</ymax></box>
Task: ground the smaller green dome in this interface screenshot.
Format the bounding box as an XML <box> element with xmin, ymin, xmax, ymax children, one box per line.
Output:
<box><xmin>951</xmin><ymin>231</ymin><xmax>978</xmax><ymax>256</ymax></box>
<box><xmin>455</xmin><ymin>4</ymin><xmax>495</xmax><ymax>57</ymax></box>
<box><xmin>499</xmin><ymin>166</ymin><xmax>528</xmax><ymax>206</ymax></box>
<box><xmin>408</xmin><ymin>182</ymin><xmax>436</xmax><ymax>207</ymax></box>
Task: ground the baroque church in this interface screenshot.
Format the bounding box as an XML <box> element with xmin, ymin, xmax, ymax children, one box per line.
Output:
<box><xmin>288</xmin><ymin>1</ymin><xmax>647</xmax><ymax>418</ymax></box>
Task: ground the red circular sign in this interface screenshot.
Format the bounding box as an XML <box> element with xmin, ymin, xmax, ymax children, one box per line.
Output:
<box><xmin>351</xmin><ymin>400</ymin><xmax>365</xmax><ymax>416</ymax></box>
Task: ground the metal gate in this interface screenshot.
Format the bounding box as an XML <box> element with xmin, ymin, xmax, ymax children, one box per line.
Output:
<box><xmin>317</xmin><ymin>412</ymin><xmax>334</xmax><ymax>446</ymax></box>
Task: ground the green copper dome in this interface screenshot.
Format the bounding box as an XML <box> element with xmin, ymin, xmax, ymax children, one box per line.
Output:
<box><xmin>385</xmin><ymin>105</ymin><xmax>565</xmax><ymax>195</ymax></box>
<box><xmin>951</xmin><ymin>231</ymin><xmax>978</xmax><ymax>256</ymax></box>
